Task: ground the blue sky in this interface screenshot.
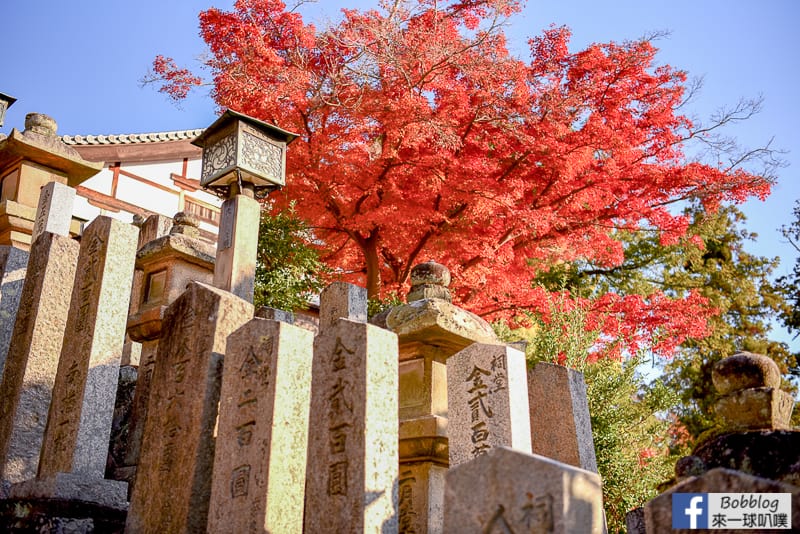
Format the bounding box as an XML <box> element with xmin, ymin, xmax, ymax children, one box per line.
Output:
<box><xmin>4</xmin><ymin>0</ymin><xmax>799</xmax><ymax>349</ymax></box>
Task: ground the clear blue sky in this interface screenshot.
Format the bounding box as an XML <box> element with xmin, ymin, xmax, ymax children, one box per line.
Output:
<box><xmin>4</xmin><ymin>0</ymin><xmax>799</xmax><ymax>349</ymax></box>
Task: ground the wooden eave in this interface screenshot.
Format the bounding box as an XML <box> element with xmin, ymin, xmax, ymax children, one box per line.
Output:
<box><xmin>71</xmin><ymin>139</ymin><xmax>202</xmax><ymax>164</ymax></box>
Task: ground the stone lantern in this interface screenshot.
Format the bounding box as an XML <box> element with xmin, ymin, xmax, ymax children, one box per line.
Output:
<box><xmin>0</xmin><ymin>113</ymin><xmax>102</xmax><ymax>249</ymax></box>
<box><xmin>385</xmin><ymin>260</ymin><xmax>500</xmax><ymax>533</ymax></box>
<box><xmin>191</xmin><ymin>109</ymin><xmax>297</xmax><ymax>198</ymax></box>
<box><xmin>191</xmin><ymin>110</ymin><xmax>298</xmax><ymax>302</ymax></box>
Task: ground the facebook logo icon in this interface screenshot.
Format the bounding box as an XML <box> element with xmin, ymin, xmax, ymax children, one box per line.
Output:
<box><xmin>673</xmin><ymin>493</ymin><xmax>708</xmax><ymax>529</ymax></box>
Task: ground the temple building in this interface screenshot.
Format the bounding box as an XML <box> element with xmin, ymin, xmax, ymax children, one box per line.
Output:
<box><xmin>0</xmin><ymin>105</ymin><xmax>219</xmax><ymax>250</ymax></box>
<box><xmin>62</xmin><ymin>129</ymin><xmax>220</xmax><ymax>242</ymax></box>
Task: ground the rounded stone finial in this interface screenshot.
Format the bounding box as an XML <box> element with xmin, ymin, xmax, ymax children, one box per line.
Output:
<box><xmin>675</xmin><ymin>455</ymin><xmax>706</xmax><ymax>479</ymax></box>
<box><xmin>410</xmin><ymin>260</ymin><xmax>451</xmax><ymax>287</ymax></box>
<box><xmin>170</xmin><ymin>211</ymin><xmax>201</xmax><ymax>238</ymax></box>
<box><xmin>173</xmin><ymin>211</ymin><xmax>200</xmax><ymax>228</ymax></box>
<box><xmin>24</xmin><ymin>113</ymin><xmax>57</xmax><ymax>136</ymax></box>
<box><xmin>407</xmin><ymin>261</ymin><xmax>452</xmax><ymax>303</ymax></box>
<box><xmin>712</xmin><ymin>352</ymin><xmax>781</xmax><ymax>395</ymax></box>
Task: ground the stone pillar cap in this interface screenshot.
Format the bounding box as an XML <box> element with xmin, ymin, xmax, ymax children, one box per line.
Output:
<box><xmin>711</xmin><ymin>352</ymin><xmax>793</xmax><ymax>432</ymax></box>
<box><xmin>170</xmin><ymin>211</ymin><xmax>201</xmax><ymax>238</ymax></box>
<box><xmin>24</xmin><ymin>113</ymin><xmax>57</xmax><ymax>136</ymax></box>
<box><xmin>410</xmin><ymin>260</ymin><xmax>451</xmax><ymax>287</ymax></box>
<box><xmin>712</xmin><ymin>351</ymin><xmax>781</xmax><ymax>395</ymax></box>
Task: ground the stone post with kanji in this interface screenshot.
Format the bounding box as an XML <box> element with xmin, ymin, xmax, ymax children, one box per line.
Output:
<box><xmin>304</xmin><ymin>282</ymin><xmax>399</xmax><ymax>533</ymax></box>
<box><xmin>444</xmin><ymin>447</ymin><xmax>605</xmax><ymax>533</ymax></box>
<box><xmin>125</xmin><ymin>282</ymin><xmax>253</xmax><ymax>533</ymax></box>
<box><xmin>447</xmin><ymin>343</ymin><xmax>531</xmax><ymax>467</ymax></box>
<box><xmin>0</xmin><ymin>117</ymin><xmax>98</xmax><ymax>490</ymax></box>
<box><xmin>207</xmin><ymin>313</ymin><xmax>313</xmax><ymax>532</ymax></box>
<box><xmin>35</xmin><ymin>216</ymin><xmax>138</xmax><ymax>482</ymax></box>
<box><xmin>113</xmin><ymin>212</ymin><xmax>215</xmax><ymax>487</ymax></box>
<box><xmin>0</xmin><ymin>228</ymin><xmax>79</xmax><ymax>491</ymax></box>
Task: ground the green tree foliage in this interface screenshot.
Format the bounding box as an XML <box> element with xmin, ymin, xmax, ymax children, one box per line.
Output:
<box><xmin>778</xmin><ymin>200</ymin><xmax>800</xmax><ymax>338</ymax></box>
<box><xmin>652</xmin><ymin>205</ymin><xmax>795</xmax><ymax>438</ymax></box>
<box><xmin>495</xmin><ymin>299</ymin><xmax>685</xmax><ymax>532</ymax></box>
<box><xmin>586</xmin><ymin>359</ymin><xmax>684</xmax><ymax>533</ymax></box>
<box><xmin>534</xmin><ymin>201</ymin><xmax>796</xmax><ymax>438</ymax></box>
<box><xmin>254</xmin><ymin>204</ymin><xmax>329</xmax><ymax>311</ymax></box>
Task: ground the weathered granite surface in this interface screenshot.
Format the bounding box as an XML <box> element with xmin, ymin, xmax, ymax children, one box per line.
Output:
<box><xmin>213</xmin><ymin>194</ymin><xmax>260</xmax><ymax>302</ymax></box>
<box><xmin>0</xmin><ymin>232</ymin><xmax>79</xmax><ymax>487</ymax></box>
<box><xmin>38</xmin><ymin>217</ymin><xmax>138</xmax><ymax>479</ymax></box>
<box><xmin>693</xmin><ymin>430</ymin><xmax>800</xmax><ymax>487</ymax></box>
<box><xmin>712</xmin><ymin>351</ymin><xmax>781</xmax><ymax>394</ymax></box>
<box><xmin>0</xmin><ymin>245</ymin><xmax>28</xmax><ymax>378</ymax></box>
<box><xmin>386</xmin><ymin>298</ymin><xmax>498</xmax><ymax>359</ymax></box>
<box><xmin>126</xmin><ymin>282</ymin><xmax>253</xmax><ymax>533</ymax></box>
<box><xmin>31</xmin><ymin>181</ymin><xmax>75</xmax><ymax>241</ymax></box>
<box><xmin>710</xmin><ymin>351</ymin><xmax>793</xmax><ymax>432</ymax></box>
<box><xmin>528</xmin><ymin>362</ymin><xmax>598</xmax><ymax>472</ymax></box>
<box><xmin>447</xmin><ymin>343</ymin><xmax>531</xmax><ymax>467</ymax></box>
<box><xmin>207</xmin><ymin>317</ymin><xmax>313</xmax><ymax>533</ymax></box>
<box><xmin>444</xmin><ymin>447</ymin><xmax>605</xmax><ymax>533</ymax></box>
<box><xmin>304</xmin><ymin>283</ymin><xmax>399</xmax><ymax>533</ymax></box>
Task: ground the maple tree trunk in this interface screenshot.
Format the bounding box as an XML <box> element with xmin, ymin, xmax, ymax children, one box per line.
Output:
<box><xmin>363</xmin><ymin>234</ymin><xmax>381</xmax><ymax>300</ymax></box>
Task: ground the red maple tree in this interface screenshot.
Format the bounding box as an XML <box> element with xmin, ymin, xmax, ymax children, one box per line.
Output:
<box><xmin>154</xmin><ymin>0</ymin><xmax>772</xmax><ymax>356</ymax></box>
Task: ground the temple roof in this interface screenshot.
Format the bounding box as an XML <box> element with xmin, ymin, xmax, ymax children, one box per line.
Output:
<box><xmin>61</xmin><ymin>129</ymin><xmax>204</xmax><ymax>146</ymax></box>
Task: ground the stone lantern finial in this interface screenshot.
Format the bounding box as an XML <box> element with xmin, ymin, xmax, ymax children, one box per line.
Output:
<box><xmin>170</xmin><ymin>211</ymin><xmax>201</xmax><ymax>239</ymax></box>
<box><xmin>23</xmin><ymin>113</ymin><xmax>57</xmax><ymax>137</ymax></box>
<box><xmin>712</xmin><ymin>351</ymin><xmax>793</xmax><ymax>431</ymax></box>
<box><xmin>407</xmin><ymin>260</ymin><xmax>452</xmax><ymax>303</ymax></box>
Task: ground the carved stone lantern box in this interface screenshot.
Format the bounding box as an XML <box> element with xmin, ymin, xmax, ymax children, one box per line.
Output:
<box><xmin>0</xmin><ymin>92</ymin><xmax>17</xmax><ymax>128</ymax></box>
<box><xmin>126</xmin><ymin>213</ymin><xmax>215</xmax><ymax>342</ymax></box>
<box><xmin>191</xmin><ymin>109</ymin><xmax>298</xmax><ymax>196</ymax></box>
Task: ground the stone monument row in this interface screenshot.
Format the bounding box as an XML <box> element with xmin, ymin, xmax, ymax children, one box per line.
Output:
<box><xmin>0</xmin><ymin>109</ymin><xmax>795</xmax><ymax>532</ymax></box>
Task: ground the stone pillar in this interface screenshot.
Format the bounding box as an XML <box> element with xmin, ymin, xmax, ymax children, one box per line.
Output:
<box><xmin>126</xmin><ymin>282</ymin><xmax>253</xmax><ymax>533</ymax></box>
<box><xmin>0</xmin><ymin>247</ymin><xmax>28</xmax><ymax>378</ymax></box>
<box><xmin>528</xmin><ymin>362</ymin><xmax>598</xmax><ymax>472</ymax></box>
<box><xmin>213</xmin><ymin>192</ymin><xmax>260</xmax><ymax>302</ymax></box>
<box><xmin>444</xmin><ymin>447</ymin><xmax>605</xmax><ymax>533</ymax></box>
<box><xmin>304</xmin><ymin>282</ymin><xmax>399</xmax><ymax>533</ymax></box>
<box><xmin>207</xmin><ymin>316</ymin><xmax>313</xmax><ymax>533</ymax></box>
<box><xmin>385</xmin><ymin>261</ymin><xmax>499</xmax><ymax>534</ymax></box>
<box><xmin>0</xmin><ymin>120</ymin><xmax>91</xmax><ymax>382</ymax></box>
<box><xmin>115</xmin><ymin>212</ymin><xmax>215</xmax><ymax>486</ymax></box>
<box><xmin>0</xmin><ymin>231</ymin><xmax>79</xmax><ymax>490</ymax></box>
<box><xmin>447</xmin><ymin>343</ymin><xmax>531</xmax><ymax>467</ymax></box>
<box><xmin>36</xmin><ymin>217</ymin><xmax>138</xmax><ymax>478</ymax></box>
<box><xmin>0</xmin><ymin>182</ymin><xmax>78</xmax><ymax>379</ymax></box>
<box><xmin>31</xmin><ymin>182</ymin><xmax>76</xmax><ymax>242</ymax></box>
<box><xmin>0</xmin><ymin>113</ymin><xmax>101</xmax><ymax>249</ymax></box>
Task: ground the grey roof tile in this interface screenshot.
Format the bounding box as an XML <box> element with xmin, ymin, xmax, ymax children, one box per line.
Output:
<box><xmin>61</xmin><ymin>129</ymin><xmax>204</xmax><ymax>145</ymax></box>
